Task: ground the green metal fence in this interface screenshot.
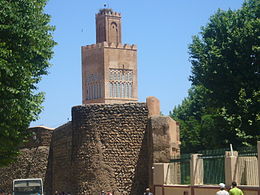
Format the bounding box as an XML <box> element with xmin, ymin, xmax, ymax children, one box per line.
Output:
<box><xmin>170</xmin><ymin>154</ymin><xmax>191</xmax><ymax>184</ymax></box>
<box><xmin>168</xmin><ymin>146</ymin><xmax>257</xmax><ymax>185</ymax></box>
<box><xmin>236</xmin><ymin>146</ymin><xmax>258</xmax><ymax>157</ymax></box>
<box><xmin>198</xmin><ymin>149</ymin><xmax>226</xmax><ymax>185</ymax></box>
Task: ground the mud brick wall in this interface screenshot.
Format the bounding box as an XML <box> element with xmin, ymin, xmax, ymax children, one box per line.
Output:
<box><xmin>49</xmin><ymin>122</ymin><xmax>72</xmax><ymax>194</ymax></box>
<box><xmin>70</xmin><ymin>103</ymin><xmax>151</xmax><ymax>195</ymax></box>
<box><xmin>0</xmin><ymin>127</ymin><xmax>53</xmax><ymax>193</ymax></box>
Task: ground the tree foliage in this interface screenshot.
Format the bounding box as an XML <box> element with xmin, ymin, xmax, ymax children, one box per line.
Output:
<box><xmin>171</xmin><ymin>0</ymin><xmax>260</xmax><ymax>153</ymax></box>
<box><xmin>0</xmin><ymin>0</ymin><xmax>56</xmax><ymax>166</ymax></box>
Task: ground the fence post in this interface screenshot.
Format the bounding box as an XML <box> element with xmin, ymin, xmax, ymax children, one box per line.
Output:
<box><xmin>153</xmin><ymin>163</ymin><xmax>169</xmax><ymax>185</ymax></box>
<box><xmin>225</xmin><ymin>151</ymin><xmax>238</xmax><ymax>186</ymax></box>
<box><xmin>257</xmin><ymin>141</ymin><xmax>260</xmax><ymax>186</ymax></box>
<box><xmin>190</xmin><ymin>154</ymin><xmax>203</xmax><ymax>185</ymax></box>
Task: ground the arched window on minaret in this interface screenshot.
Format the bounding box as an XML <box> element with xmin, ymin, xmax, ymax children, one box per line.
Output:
<box><xmin>124</xmin><ymin>83</ymin><xmax>127</xmax><ymax>98</ymax></box>
<box><xmin>114</xmin><ymin>83</ymin><xmax>117</xmax><ymax>97</ymax></box>
<box><xmin>117</xmin><ymin>83</ymin><xmax>120</xmax><ymax>97</ymax></box>
<box><xmin>120</xmin><ymin>83</ymin><xmax>122</xmax><ymax>98</ymax></box>
<box><xmin>97</xmin><ymin>83</ymin><xmax>99</xmax><ymax>98</ymax></box>
<box><xmin>110</xmin><ymin>22</ymin><xmax>118</xmax><ymax>43</ymax></box>
<box><xmin>92</xmin><ymin>85</ymin><xmax>95</xmax><ymax>99</ymax></box>
<box><xmin>126</xmin><ymin>83</ymin><xmax>129</xmax><ymax>97</ymax></box>
<box><xmin>117</xmin><ymin>71</ymin><xmax>120</xmax><ymax>81</ymax></box>
<box><xmin>111</xmin><ymin>83</ymin><xmax>113</xmax><ymax>97</ymax></box>
<box><xmin>88</xmin><ymin>85</ymin><xmax>91</xmax><ymax>100</ymax></box>
<box><xmin>89</xmin><ymin>85</ymin><xmax>92</xmax><ymax>100</ymax></box>
<box><xmin>93</xmin><ymin>83</ymin><xmax>97</xmax><ymax>99</ymax></box>
<box><xmin>129</xmin><ymin>83</ymin><xmax>132</xmax><ymax>98</ymax></box>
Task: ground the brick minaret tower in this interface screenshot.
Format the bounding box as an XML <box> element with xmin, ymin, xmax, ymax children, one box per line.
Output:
<box><xmin>82</xmin><ymin>8</ymin><xmax>138</xmax><ymax>104</ymax></box>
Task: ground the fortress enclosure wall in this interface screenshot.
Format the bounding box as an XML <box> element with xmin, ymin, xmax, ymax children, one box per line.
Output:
<box><xmin>70</xmin><ymin>103</ymin><xmax>151</xmax><ymax>195</ymax></box>
<box><xmin>0</xmin><ymin>98</ymin><xmax>180</xmax><ymax>195</ymax></box>
<box><xmin>48</xmin><ymin>122</ymin><xmax>72</xmax><ymax>194</ymax></box>
<box><xmin>0</xmin><ymin>126</ymin><xmax>53</xmax><ymax>193</ymax></box>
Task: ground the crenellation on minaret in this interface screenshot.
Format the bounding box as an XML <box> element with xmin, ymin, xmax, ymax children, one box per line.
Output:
<box><xmin>96</xmin><ymin>8</ymin><xmax>121</xmax><ymax>17</ymax></box>
<box><xmin>83</xmin><ymin>42</ymin><xmax>137</xmax><ymax>50</ymax></box>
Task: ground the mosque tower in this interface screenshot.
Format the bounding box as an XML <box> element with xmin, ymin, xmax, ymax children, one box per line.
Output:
<box><xmin>82</xmin><ymin>8</ymin><xmax>138</xmax><ymax>104</ymax></box>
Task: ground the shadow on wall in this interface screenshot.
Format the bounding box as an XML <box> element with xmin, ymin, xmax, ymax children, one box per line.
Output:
<box><xmin>130</xmin><ymin>122</ymin><xmax>152</xmax><ymax>195</ymax></box>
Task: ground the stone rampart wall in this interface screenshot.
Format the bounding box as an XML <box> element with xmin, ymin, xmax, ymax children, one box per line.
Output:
<box><xmin>0</xmin><ymin>100</ymin><xmax>179</xmax><ymax>195</ymax></box>
<box><xmin>50</xmin><ymin>122</ymin><xmax>72</xmax><ymax>194</ymax></box>
<box><xmin>70</xmin><ymin>103</ymin><xmax>150</xmax><ymax>195</ymax></box>
<box><xmin>0</xmin><ymin>127</ymin><xmax>53</xmax><ymax>193</ymax></box>
<box><xmin>23</xmin><ymin>126</ymin><xmax>54</xmax><ymax>148</ymax></box>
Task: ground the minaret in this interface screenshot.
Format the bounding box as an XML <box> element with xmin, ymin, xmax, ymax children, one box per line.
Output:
<box><xmin>82</xmin><ymin>8</ymin><xmax>138</xmax><ymax>104</ymax></box>
<box><xmin>96</xmin><ymin>8</ymin><xmax>122</xmax><ymax>44</ymax></box>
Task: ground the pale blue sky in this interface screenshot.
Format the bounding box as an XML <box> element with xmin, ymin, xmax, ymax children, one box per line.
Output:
<box><xmin>31</xmin><ymin>0</ymin><xmax>244</xmax><ymax>128</ymax></box>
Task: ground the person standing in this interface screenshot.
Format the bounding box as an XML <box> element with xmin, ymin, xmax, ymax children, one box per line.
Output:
<box><xmin>0</xmin><ymin>189</ymin><xmax>5</xmax><ymax>195</ymax></box>
<box><xmin>216</xmin><ymin>183</ymin><xmax>229</xmax><ymax>195</ymax></box>
<box><xmin>54</xmin><ymin>191</ymin><xmax>59</xmax><ymax>195</ymax></box>
<box><xmin>229</xmin><ymin>181</ymin><xmax>244</xmax><ymax>195</ymax></box>
<box><xmin>144</xmin><ymin>188</ymin><xmax>153</xmax><ymax>195</ymax></box>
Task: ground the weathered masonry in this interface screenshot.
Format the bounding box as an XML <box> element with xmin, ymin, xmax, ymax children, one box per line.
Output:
<box><xmin>0</xmin><ymin>98</ymin><xmax>180</xmax><ymax>195</ymax></box>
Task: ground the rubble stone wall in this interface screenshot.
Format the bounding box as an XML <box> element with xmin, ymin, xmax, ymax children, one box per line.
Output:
<box><xmin>0</xmin><ymin>101</ymin><xmax>179</xmax><ymax>195</ymax></box>
<box><xmin>23</xmin><ymin>126</ymin><xmax>54</xmax><ymax>148</ymax></box>
<box><xmin>50</xmin><ymin>122</ymin><xmax>72</xmax><ymax>194</ymax></box>
<box><xmin>70</xmin><ymin>103</ymin><xmax>151</xmax><ymax>195</ymax></box>
<box><xmin>0</xmin><ymin>127</ymin><xmax>53</xmax><ymax>193</ymax></box>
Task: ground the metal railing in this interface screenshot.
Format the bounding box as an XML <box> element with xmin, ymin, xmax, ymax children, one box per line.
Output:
<box><xmin>167</xmin><ymin>154</ymin><xmax>191</xmax><ymax>184</ymax></box>
<box><xmin>167</xmin><ymin>146</ymin><xmax>258</xmax><ymax>186</ymax></box>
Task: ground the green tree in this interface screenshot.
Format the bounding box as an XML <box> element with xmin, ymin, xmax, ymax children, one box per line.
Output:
<box><xmin>170</xmin><ymin>86</ymin><xmax>229</xmax><ymax>152</ymax></box>
<box><xmin>0</xmin><ymin>0</ymin><xmax>56</xmax><ymax>166</ymax></box>
<box><xmin>171</xmin><ymin>0</ymin><xmax>260</xmax><ymax>152</ymax></box>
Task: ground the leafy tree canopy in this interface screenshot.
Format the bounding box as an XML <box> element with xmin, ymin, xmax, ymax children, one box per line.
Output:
<box><xmin>171</xmin><ymin>0</ymin><xmax>260</xmax><ymax>153</ymax></box>
<box><xmin>0</xmin><ymin>0</ymin><xmax>56</xmax><ymax>166</ymax></box>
